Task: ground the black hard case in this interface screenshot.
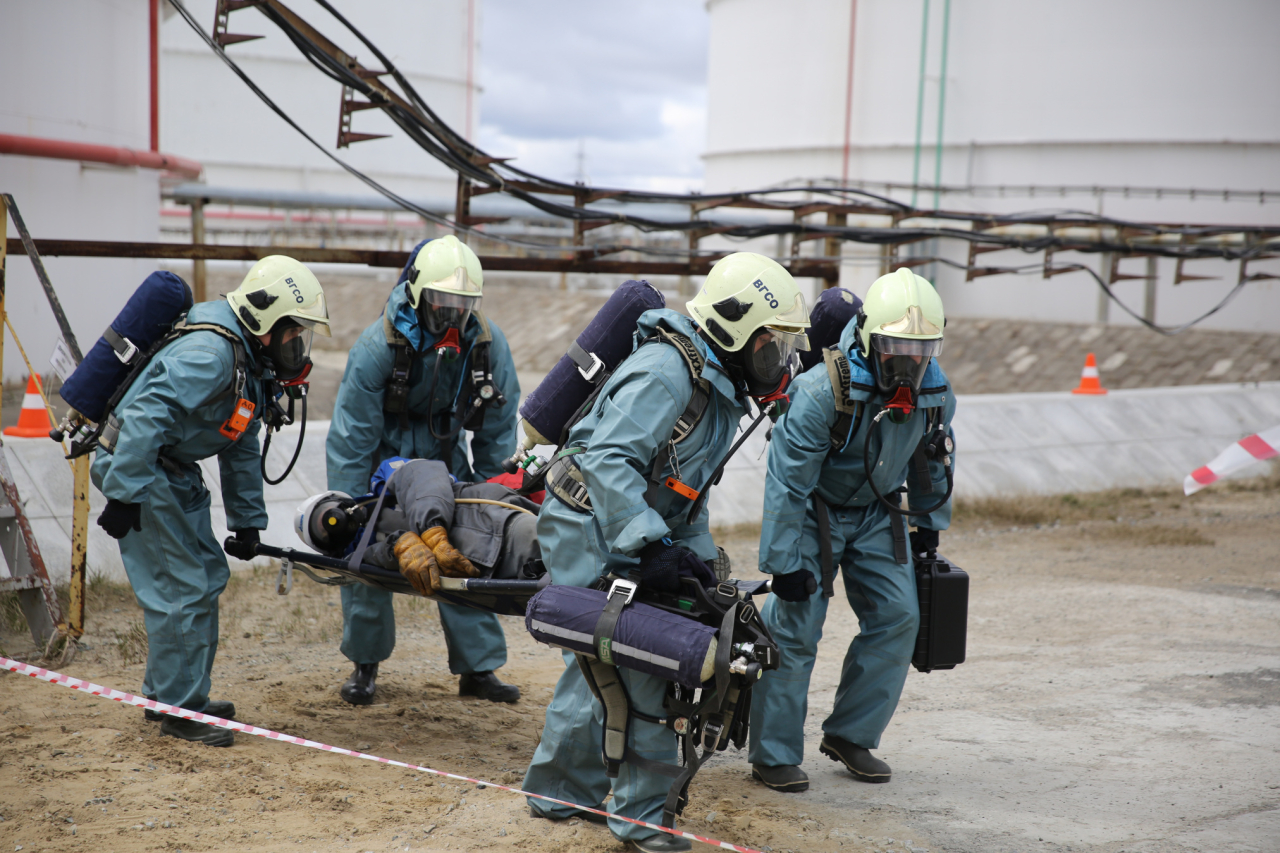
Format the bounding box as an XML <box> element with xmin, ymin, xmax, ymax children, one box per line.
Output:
<box><xmin>912</xmin><ymin>552</ymin><xmax>968</xmax><ymax>673</ymax></box>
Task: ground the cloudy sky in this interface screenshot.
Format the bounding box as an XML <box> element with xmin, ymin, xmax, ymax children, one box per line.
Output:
<box><xmin>478</xmin><ymin>0</ymin><xmax>709</xmax><ymax>193</ymax></box>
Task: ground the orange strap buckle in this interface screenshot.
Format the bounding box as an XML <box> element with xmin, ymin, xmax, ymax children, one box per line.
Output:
<box><xmin>219</xmin><ymin>398</ymin><xmax>255</xmax><ymax>440</ymax></box>
<box><xmin>664</xmin><ymin>477</ymin><xmax>700</xmax><ymax>501</ymax></box>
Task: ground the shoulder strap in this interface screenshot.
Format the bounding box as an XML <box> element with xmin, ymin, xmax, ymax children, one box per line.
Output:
<box><xmin>823</xmin><ymin>346</ymin><xmax>864</xmax><ymax>452</ymax></box>
<box><xmin>644</xmin><ymin>325</ymin><xmax>710</xmax><ymax>446</ymax></box>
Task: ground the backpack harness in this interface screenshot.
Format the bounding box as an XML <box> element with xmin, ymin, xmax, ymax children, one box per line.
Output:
<box><xmin>94</xmin><ymin>318</ymin><xmax>258</xmax><ymax>459</ymax></box>
<box><xmin>814</xmin><ymin>346</ymin><xmax>950</xmax><ymax>590</ymax></box>
<box><xmin>540</xmin><ymin>323</ymin><xmax>713</xmax><ymax>515</ymax></box>
<box><xmin>381</xmin><ymin>310</ymin><xmax>507</xmax><ymax>438</ymax></box>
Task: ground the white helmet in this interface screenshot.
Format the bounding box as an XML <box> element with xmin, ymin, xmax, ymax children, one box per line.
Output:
<box><xmin>686</xmin><ymin>252</ymin><xmax>811</xmax><ymax>397</ymax></box>
<box><xmin>227</xmin><ymin>255</ymin><xmax>331</xmax><ymax>381</ymax></box>
<box><xmin>295</xmin><ymin>490</ymin><xmax>357</xmax><ymax>554</ymax></box>
<box><xmin>857</xmin><ymin>267</ymin><xmax>945</xmax><ymax>395</ymax></box>
<box><xmin>405</xmin><ymin>235</ymin><xmax>484</xmax><ymax>336</ymax></box>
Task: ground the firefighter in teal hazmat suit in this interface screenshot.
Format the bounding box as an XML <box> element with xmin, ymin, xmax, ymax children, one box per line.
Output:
<box><xmin>327</xmin><ymin>236</ymin><xmax>521</xmax><ymax>705</ymax></box>
<box><xmin>523</xmin><ymin>253</ymin><xmax>811</xmax><ymax>853</ymax></box>
<box><xmin>748</xmin><ymin>268</ymin><xmax>955</xmax><ymax>793</ymax></box>
<box><xmin>93</xmin><ymin>257</ymin><xmax>331</xmax><ymax>747</ymax></box>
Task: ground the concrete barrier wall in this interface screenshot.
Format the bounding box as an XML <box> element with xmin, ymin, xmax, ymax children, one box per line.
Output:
<box><xmin>4</xmin><ymin>381</ymin><xmax>1278</xmax><ymax>584</ymax></box>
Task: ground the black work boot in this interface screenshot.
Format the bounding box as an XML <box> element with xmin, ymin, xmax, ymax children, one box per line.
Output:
<box><xmin>819</xmin><ymin>734</ymin><xmax>892</xmax><ymax>783</ymax></box>
<box><xmin>528</xmin><ymin>804</ymin><xmax>608</xmax><ymax>825</ymax></box>
<box><xmin>751</xmin><ymin>763</ymin><xmax>810</xmax><ymax>792</ymax></box>
<box><xmin>631</xmin><ymin>833</ymin><xmax>692</xmax><ymax>853</ymax></box>
<box><xmin>340</xmin><ymin>663</ymin><xmax>379</xmax><ymax>706</ymax></box>
<box><xmin>145</xmin><ymin>699</ymin><xmax>236</xmax><ymax>723</ymax></box>
<box><xmin>458</xmin><ymin>671</ymin><xmax>519</xmax><ymax>703</ymax></box>
<box><xmin>160</xmin><ymin>716</ymin><xmax>234</xmax><ymax>747</ymax></box>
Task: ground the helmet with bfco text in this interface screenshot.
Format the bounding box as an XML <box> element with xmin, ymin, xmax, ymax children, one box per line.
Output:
<box><xmin>227</xmin><ymin>255</ymin><xmax>331</xmax><ymax>381</ymax></box>
<box><xmin>404</xmin><ymin>235</ymin><xmax>484</xmax><ymax>337</ymax></box>
<box><xmin>856</xmin><ymin>267</ymin><xmax>945</xmax><ymax>396</ymax></box>
<box><xmin>686</xmin><ymin>252</ymin><xmax>811</xmax><ymax>397</ymax></box>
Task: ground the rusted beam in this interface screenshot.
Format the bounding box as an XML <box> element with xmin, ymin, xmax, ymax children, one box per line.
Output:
<box><xmin>4</xmin><ymin>239</ymin><xmax>840</xmax><ymax>281</ymax></box>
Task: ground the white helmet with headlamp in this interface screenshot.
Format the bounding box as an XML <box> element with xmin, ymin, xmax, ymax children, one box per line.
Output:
<box><xmin>856</xmin><ymin>267</ymin><xmax>945</xmax><ymax>396</ymax></box>
<box><xmin>686</xmin><ymin>252</ymin><xmax>811</xmax><ymax>398</ymax></box>
<box><xmin>404</xmin><ymin>235</ymin><xmax>484</xmax><ymax>337</ymax></box>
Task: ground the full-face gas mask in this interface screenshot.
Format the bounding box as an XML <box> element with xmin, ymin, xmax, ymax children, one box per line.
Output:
<box><xmin>869</xmin><ymin>333</ymin><xmax>943</xmax><ymax>421</ymax></box>
<box><xmin>264</xmin><ymin>318</ymin><xmax>314</xmax><ymax>384</ymax></box>
<box><xmin>740</xmin><ymin>325</ymin><xmax>808</xmax><ymax>399</ymax></box>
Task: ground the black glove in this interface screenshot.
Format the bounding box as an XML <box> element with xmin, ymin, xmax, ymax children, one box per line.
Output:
<box><xmin>910</xmin><ymin>528</ymin><xmax>939</xmax><ymax>557</ymax></box>
<box><xmin>97</xmin><ymin>500</ymin><xmax>141</xmax><ymax>540</ymax></box>
<box><xmin>770</xmin><ymin>569</ymin><xmax>817</xmax><ymax>603</ymax></box>
<box><xmin>635</xmin><ymin>540</ymin><xmax>685</xmax><ymax>594</ymax></box>
<box><xmin>224</xmin><ymin>529</ymin><xmax>261</xmax><ymax>561</ymax></box>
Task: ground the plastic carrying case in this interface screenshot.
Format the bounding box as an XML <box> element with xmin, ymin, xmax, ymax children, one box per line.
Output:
<box><xmin>912</xmin><ymin>552</ymin><xmax>968</xmax><ymax>673</ymax></box>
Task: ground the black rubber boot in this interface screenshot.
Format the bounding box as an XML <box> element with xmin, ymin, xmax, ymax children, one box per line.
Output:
<box><xmin>160</xmin><ymin>716</ymin><xmax>234</xmax><ymax>747</ymax></box>
<box><xmin>340</xmin><ymin>663</ymin><xmax>379</xmax><ymax>706</ymax></box>
<box><xmin>145</xmin><ymin>699</ymin><xmax>236</xmax><ymax>723</ymax></box>
<box><xmin>631</xmin><ymin>833</ymin><xmax>692</xmax><ymax>853</ymax></box>
<box><xmin>528</xmin><ymin>804</ymin><xmax>608</xmax><ymax>825</ymax></box>
<box><xmin>458</xmin><ymin>671</ymin><xmax>519</xmax><ymax>703</ymax></box>
<box><xmin>751</xmin><ymin>763</ymin><xmax>810</xmax><ymax>792</ymax></box>
<box><xmin>819</xmin><ymin>734</ymin><xmax>892</xmax><ymax>783</ymax></box>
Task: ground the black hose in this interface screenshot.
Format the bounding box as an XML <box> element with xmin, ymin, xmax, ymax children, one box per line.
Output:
<box><xmin>862</xmin><ymin>406</ymin><xmax>954</xmax><ymax>518</ymax></box>
<box><xmin>262</xmin><ymin>391</ymin><xmax>306</xmax><ymax>486</ymax></box>
<box><xmin>685</xmin><ymin>404</ymin><xmax>772</xmax><ymax>525</ymax></box>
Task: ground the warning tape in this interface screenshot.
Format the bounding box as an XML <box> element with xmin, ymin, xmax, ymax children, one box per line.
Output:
<box><xmin>1184</xmin><ymin>424</ymin><xmax>1280</xmax><ymax>495</ymax></box>
<box><xmin>0</xmin><ymin>655</ymin><xmax>761</xmax><ymax>853</ymax></box>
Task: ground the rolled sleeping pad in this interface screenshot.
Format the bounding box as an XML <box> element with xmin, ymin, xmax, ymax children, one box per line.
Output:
<box><xmin>58</xmin><ymin>271</ymin><xmax>194</xmax><ymax>423</ymax></box>
<box><xmin>525</xmin><ymin>585</ymin><xmax>718</xmax><ymax>689</ymax></box>
<box><xmin>519</xmin><ymin>279</ymin><xmax>664</xmax><ymax>446</ymax></box>
<box><xmin>798</xmin><ymin>286</ymin><xmax>863</xmax><ymax>372</ymax></box>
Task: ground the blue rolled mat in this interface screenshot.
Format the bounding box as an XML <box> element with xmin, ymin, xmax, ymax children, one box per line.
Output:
<box><xmin>525</xmin><ymin>584</ymin><xmax>717</xmax><ymax>689</ymax></box>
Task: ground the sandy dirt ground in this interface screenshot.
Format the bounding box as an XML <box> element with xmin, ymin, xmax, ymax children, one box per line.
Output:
<box><xmin>2</xmin><ymin>479</ymin><xmax>1278</xmax><ymax>853</ymax></box>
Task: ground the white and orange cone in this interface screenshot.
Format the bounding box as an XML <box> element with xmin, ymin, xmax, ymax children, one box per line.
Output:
<box><xmin>3</xmin><ymin>375</ymin><xmax>54</xmax><ymax>437</ymax></box>
<box><xmin>1071</xmin><ymin>353</ymin><xmax>1107</xmax><ymax>395</ymax></box>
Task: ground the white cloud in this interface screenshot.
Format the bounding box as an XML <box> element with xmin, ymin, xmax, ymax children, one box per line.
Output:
<box><xmin>478</xmin><ymin>0</ymin><xmax>707</xmax><ymax>192</ymax></box>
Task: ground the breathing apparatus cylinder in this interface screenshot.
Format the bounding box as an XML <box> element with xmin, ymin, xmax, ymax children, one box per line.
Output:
<box><xmin>799</xmin><ymin>287</ymin><xmax>862</xmax><ymax>373</ymax></box>
<box><xmin>505</xmin><ymin>279</ymin><xmax>665</xmax><ymax>469</ymax></box>
<box><xmin>525</xmin><ymin>584</ymin><xmax>721</xmax><ymax>689</ymax></box>
<box><xmin>57</xmin><ymin>271</ymin><xmax>194</xmax><ymax>425</ymax></box>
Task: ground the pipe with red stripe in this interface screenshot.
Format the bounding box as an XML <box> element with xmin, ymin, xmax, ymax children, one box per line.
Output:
<box><xmin>0</xmin><ymin>655</ymin><xmax>762</xmax><ymax>853</ymax></box>
<box><xmin>1184</xmin><ymin>424</ymin><xmax>1280</xmax><ymax>495</ymax></box>
<box><xmin>0</xmin><ymin>133</ymin><xmax>202</xmax><ymax>179</ymax></box>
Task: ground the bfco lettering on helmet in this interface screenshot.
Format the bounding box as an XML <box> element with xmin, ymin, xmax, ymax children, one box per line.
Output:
<box><xmin>285</xmin><ymin>277</ymin><xmax>304</xmax><ymax>304</ymax></box>
<box><xmin>752</xmin><ymin>278</ymin><xmax>780</xmax><ymax>309</ymax></box>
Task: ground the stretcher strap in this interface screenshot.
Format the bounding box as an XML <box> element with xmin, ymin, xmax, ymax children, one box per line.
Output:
<box><xmin>0</xmin><ymin>655</ymin><xmax>764</xmax><ymax>853</ymax></box>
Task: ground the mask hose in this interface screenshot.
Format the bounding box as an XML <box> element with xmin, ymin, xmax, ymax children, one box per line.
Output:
<box><xmin>427</xmin><ymin>347</ymin><xmax>467</xmax><ymax>443</ymax></box>
<box><xmin>862</xmin><ymin>406</ymin><xmax>953</xmax><ymax>517</ymax></box>
<box><xmin>262</xmin><ymin>387</ymin><xmax>307</xmax><ymax>486</ymax></box>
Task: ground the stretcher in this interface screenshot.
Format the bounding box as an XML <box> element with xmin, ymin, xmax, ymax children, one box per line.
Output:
<box><xmin>231</xmin><ymin>538</ymin><xmax>548</xmax><ymax>617</ymax></box>
<box><xmin>230</xmin><ymin>537</ymin><xmax>772</xmax><ymax>619</ymax></box>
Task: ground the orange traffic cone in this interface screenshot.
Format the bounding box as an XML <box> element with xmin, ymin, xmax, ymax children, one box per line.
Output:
<box><xmin>4</xmin><ymin>375</ymin><xmax>54</xmax><ymax>437</ymax></box>
<box><xmin>1071</xmin><ymin>353</ymin><xmax>1108</xmax><ymax>395</ymax></box>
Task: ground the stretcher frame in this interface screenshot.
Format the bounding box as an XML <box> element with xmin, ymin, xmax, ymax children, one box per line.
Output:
<box><xmin>237</xmin><ymin>540</ymin><xmax>549</xmax><ymax>617</ymax></box>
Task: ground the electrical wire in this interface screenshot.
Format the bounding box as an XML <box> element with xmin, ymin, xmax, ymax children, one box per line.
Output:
<box><xmin>171</xmin><ymin>0</ymin><xmax>1280</xmax><ymax>333</ymax></box>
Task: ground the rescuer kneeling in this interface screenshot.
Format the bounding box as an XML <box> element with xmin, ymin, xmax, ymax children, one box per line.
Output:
<box><xmin>749</xmin><ymin>268</ymin><xmax>956</xmax><ymax>792</ymax></box>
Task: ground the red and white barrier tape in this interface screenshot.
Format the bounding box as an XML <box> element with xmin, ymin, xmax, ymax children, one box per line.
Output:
<box><xmin>1184</xmin><ymin>424</ymin><xmax>1280</xmax><ymax>495</ymax></box>
<box><xmin>0</xmin><ymin>655</ymin><xmax>761</xmax><ymax>853</ymax></box>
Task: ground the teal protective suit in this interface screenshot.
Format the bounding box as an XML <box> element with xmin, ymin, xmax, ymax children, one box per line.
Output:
<box><xmin>91</xmin><ymin>300</ymin><xmax>269</xmax><ymax>713</ymax></box>
<box><xmin>523</xmin><ymin>309</ymin><xmax>745</xmax><ymax>842</ymax></box>
<box><xmin>326</xmin><ymin>253</ymin><xmax>519</xmax><ymax>674</ymax></box>
<box><xmin>748</xmin><ymin>319</ymin><xmax>955</xmax><ymax>767</ymax></box>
